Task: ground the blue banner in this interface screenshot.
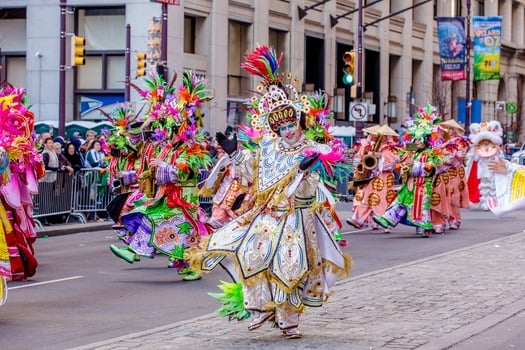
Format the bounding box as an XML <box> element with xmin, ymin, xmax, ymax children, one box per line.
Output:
<box><xmin>437</xmin><ymin>17</ymin><xmax>466</xmax><ymax>81</ymax></box>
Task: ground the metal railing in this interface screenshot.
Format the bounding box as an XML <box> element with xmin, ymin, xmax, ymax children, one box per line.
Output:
<box><xmin>32</xmin><ymin>168</ymin><xmax>112</xmax><ymax>227</ymax></box>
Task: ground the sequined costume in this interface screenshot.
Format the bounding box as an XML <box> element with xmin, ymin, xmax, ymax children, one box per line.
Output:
<box><xmin>374</xmin><ymin>104</ymin><xmax>444</xmax><ymax>237</ymax></box>
<box><xmin>109</xmin><ymin>71</ymin><xmax>213</xmax><ymax>281</ymax></box>
<box><xmin>193</xmin><ymin>46</ymin><xmax>351</xmax><ymax>339</ymax></box>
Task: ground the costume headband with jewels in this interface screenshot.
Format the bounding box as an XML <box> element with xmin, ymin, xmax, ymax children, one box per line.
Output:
<box><xmin>241</xmin><ymin>45</ymin><xmax>310</xmax><ymax>136</ymax></box>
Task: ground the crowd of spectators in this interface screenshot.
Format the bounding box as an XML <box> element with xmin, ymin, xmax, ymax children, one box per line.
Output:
<box><xmin>36</xmin><ymin>129</ymin><xmax>110</xmax><ymax>224</ymax></box>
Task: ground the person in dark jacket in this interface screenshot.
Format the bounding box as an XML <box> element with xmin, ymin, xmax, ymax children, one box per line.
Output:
<box><xmin>64</xmin><ymin>142</ymin><xmax>84</xmax><ymax>173</ymax></box>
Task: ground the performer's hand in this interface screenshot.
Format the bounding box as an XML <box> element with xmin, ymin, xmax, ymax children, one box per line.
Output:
<box><xmin>488</xmin><ymin>158</ymin><xmax>507</xmax><ymax>174</ymax></box>
<box><xmin>149</xmin><ymin>158</ymin><xmax>162</xmax><ymax>168</ymax></box>
<box><xmin>216</xmin><ymin>132</ymin><xmax>238</xmax><ymax>155</ymax></box>
<box><xmin>231</xmin><ymin>193</ymin><xmax>246</xmax><ymax>211</ymax></box>
<box><xmin>299</xmin><ymin>153</ymin><xmax>320</xmax><ymax>171</ymax></box>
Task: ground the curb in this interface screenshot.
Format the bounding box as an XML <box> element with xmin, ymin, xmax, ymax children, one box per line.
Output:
<box><xmin>36</xmin><ymin>221</ymin><xmax>114</xmax><ymax>238</ymax></box>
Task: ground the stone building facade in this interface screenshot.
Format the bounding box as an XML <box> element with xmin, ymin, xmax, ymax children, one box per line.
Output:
<box><xmin>1</xmin><ymin>0</ymin><xmax>524</xmax><ymax>141</ymax></box>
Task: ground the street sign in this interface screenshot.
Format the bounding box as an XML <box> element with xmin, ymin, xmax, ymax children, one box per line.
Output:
<box><xmin>506</xmin><ymin>102</ymin><xmax>518</xmax><ymax>114</ymax></box>
<box><xmin>349</xmin><ymin>102</ymin><xmax>368</xmax><ymax>121</ymax></box>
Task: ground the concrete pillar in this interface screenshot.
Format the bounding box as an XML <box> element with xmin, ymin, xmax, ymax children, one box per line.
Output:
<box><xmin>500</xmin><ymin>0</ymin><xmax>512</xmax><ymax>43</ymax></box>
<box><xmin>290</xmin><ymin>0</ymin><xmax>305</xmax><ymax>85</ymax></box>
<box><xmin>324</xmin><ymin>0</ymin><xmax>337</xmax><ymax>93</ymax></box>
<box><xmin>208</xmin><ymin>0</ymin><xmax>229</xmax><ymax>134</ymax></box>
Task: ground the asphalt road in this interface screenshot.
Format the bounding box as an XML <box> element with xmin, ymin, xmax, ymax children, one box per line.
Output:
<box><xmin>2</xmin><ymin>207</ymin><xmax>525</xmax><ymax>349</ymax></box>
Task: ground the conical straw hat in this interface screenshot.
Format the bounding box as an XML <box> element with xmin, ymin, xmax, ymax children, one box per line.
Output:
<box><xmin>362</xmin><ymin>124</ymin><xmax>381</xmax><ymax>135</ymax></box>
<box><xmin>378</xmin><ymin>124</ymin><xmax>399</xmax><ymax>137</ymax></box>
<box><xmin>440</xmin><ymin>119</ymin><xmax>465</xmax><ymax>133</ymax></box>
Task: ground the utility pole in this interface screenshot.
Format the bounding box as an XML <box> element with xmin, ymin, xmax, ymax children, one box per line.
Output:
<box><xmin>125</xmin><ymin>24</ymin><xmax>131</xmax><ymax>102</ymax></box>
<box><xmin>357</xmin><ymin>0</ymin><xmax>363</xmax><ymax>101</ymax></box>
<box><xmin>465</xmin><ymin>0</ymin><xmax>472</xmax><ymax>134</ymax></box>
<box><xmin>59</xmin><ymin>0</ymin><xmax>67</xmax><ymax>136</ymax></box>
<box><xmin>160</xmin><ymin>3</ymin><xmax>168</xmax><ymax>80</ymax></box>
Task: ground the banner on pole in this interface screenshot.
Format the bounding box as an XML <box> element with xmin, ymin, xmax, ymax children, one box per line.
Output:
<box><xmin>437</xmin><ymin>17</ymin><xmax>466</xmax><ymax>81</ymax></box>
<box><xmin>473</xmin><ymin>16</ymin><xmax>502</xmax><ymax>81</ymax></box>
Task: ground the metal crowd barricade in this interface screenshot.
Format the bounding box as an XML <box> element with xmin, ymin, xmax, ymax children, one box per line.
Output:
<box><xmin>33</xmin><ymin>170</ymin><xmax>83</xmax><ymax>228</ymax></box>
<box><xmin>71</xmin><ymin>168</ymin><xmax>113</xmax><ymax>222</ymax></box>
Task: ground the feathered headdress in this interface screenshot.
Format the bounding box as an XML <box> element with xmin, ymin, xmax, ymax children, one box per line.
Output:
<box><xmin>131</xmin><ymin>70</ymin><xmax>214</xmax><ymax>144</ymax></box>
<box><xmin>303</xmin><ymin>90</ymin><xmax>335</xmax><ymax>144</ymax></box>
<box><xmin>98</xmin><ymin>104</ymin><xmax>141</xmax><ymax>151</ymax></box>
<box><xmin>406</xmin><ymin>104</ymin><xmax>443</xmax><ymax>144</ymax></box>
<box><xmin>0</xmin><ymin>85</ymin><xmax>42</xmax><ymax>184</ymax></box>
<box><xmin>241</xmin><ymin>45</ymin><xmax>310</xmax><ymax>135</ymax></box>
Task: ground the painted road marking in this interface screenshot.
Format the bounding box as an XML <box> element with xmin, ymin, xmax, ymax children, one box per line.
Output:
<box><xmin>8</xmin><ymin>276</ymin><xmax>84</xmax><ymax>290</ymax></box>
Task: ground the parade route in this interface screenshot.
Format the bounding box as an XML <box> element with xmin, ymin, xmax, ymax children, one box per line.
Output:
<box><xmin>70</xmin><ymin>229</ymin><xmax>525</xmax><ymax>350</ymax></box>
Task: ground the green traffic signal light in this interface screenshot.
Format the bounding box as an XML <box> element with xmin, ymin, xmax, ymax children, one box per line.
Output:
<box><xmin>343</xmin><ymin>73</ymin><xmax>354</xmax><ymax>85</ymax></box>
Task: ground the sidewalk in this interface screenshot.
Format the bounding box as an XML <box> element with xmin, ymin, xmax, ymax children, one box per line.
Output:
<box><xmin>70</xmin><ymin>228</ymin><xmax>525</xmax><ymax>350</ymax></box>
<box><xmin>36</xmin><ymin>220</ymin><xmax>113</xmax><ymax>238</ymax></box>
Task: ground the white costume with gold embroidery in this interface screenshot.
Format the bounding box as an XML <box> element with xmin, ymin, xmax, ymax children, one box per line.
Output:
<box><xmin>202</xmin><ymin>135</ymin><xmax>350</xmax><ymax>328</ymax></box>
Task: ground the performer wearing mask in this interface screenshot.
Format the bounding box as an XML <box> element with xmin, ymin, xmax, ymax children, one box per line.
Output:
<box><xmin>190</xmin><ymin>46</ymin><xmax>352</xmax><ymax>338</ymax></box>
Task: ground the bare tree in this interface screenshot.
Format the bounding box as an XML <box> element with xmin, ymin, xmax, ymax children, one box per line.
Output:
<box><xmin>432</xmin><ymin>79</ymin><xmax>449</xmax><ymax>119</ymax></box>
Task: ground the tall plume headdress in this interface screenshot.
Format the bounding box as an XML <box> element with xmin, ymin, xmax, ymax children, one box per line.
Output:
<box><xmin>241</xmin><ymin>45</ymin><xmax>310</xmax><ymax>136</ymax></box>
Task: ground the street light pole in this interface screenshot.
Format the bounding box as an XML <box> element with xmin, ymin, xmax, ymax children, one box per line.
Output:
<box><xmin>357</xmin><ymin>0</ymin><xmax>363</xmax><ymax>101</ymax></box>
<box><xmin>125</xmin><ymin>24</ymin><xmax>130</xmax><ymax>102</ymax></box>
<box><xmin>465</xmin><ymin>0</ymin><xmax>472</xmax><ymax>134</ymax></box>
<box><xmin>160</xmin><ymin>3</ymin><xmax>168</xmax><ymax>80</ymax></box>
<box><xmin>59</xmin><ymin>0</ymin><xmax>67</xmax><ymax>137</ymax></box>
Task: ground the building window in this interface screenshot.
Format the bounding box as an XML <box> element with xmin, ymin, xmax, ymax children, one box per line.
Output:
<box><xmin>227</xmin><ymin>20</ymin><xmax>251</xmax><ymax>127</ymax></box>
<box><xmin>227</xmin><ymin>20</ymin><xmax>250</xmax><ymax>98</ymax></box>
<box><xmin>184</xmin><ymin>16</ymin><xmax>196</xmax><ymax>54</ymax></box>
<box><xmin>2</xmin><ymin>56</ymin><xmax>26</xmax><ymax>88</ymax></box>
<box><xmin>269</xmin><ymin>28</ymin><xmax>289</xmax><ymax>73</ymax></box>
<box><xmin>75</xmin><ymin>6</ymin><xmax>126</xmax><ymax>120</ymax></box>
<box><xmin>0</xmin><ymin>8</ymin><xmax>26</xmax><ymax>84</ymax></box>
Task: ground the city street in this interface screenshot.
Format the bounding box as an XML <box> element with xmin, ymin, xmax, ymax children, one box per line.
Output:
<box><xmin>2</xmin><ymin>207</ymin><xmax>525</xmax><ymax>349</ymax></box>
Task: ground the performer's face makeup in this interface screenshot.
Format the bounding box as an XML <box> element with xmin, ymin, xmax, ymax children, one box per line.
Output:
<box><xmin>279</xmin><ymin>122</ymin><xmax>301</xmax><ymax>145</ymax></box>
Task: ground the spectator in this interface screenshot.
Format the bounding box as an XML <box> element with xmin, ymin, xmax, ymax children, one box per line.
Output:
<box><xmin>53</xmin><ymin>136</ymin><xmax>66</xmax><ymax>148</ymax></box>
<box><xmin>54</xmin><ymin>142</ymin><xmax>74</xmax><ymax>175</ymax></box>
<box><xmin>64</xmin><ymin>142</ymin><xmax>84</xmax><ymax>173</ymax></box>
<box><xmin>37</xmin><ymin>132</ymin><xmax>52</xmax><ymax>152</ymax></box>
<box><xmin>86</xmin><ymin>129</ymin><xmax>97</xmax><ymax>144</ymax></box>
<box><xmin>85</xmin><ymin>140</ymin><xmax>107</xmax><ymax>168</ymax></box>
<box><xmin>41</xmin><ymin>137</ymin><xmax>59</xmax><ymax>183</ymax></box>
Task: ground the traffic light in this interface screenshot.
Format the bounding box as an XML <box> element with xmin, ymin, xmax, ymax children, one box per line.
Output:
<box><xmin>136</xmin><ymin>52</ymin><xmax>147</xmax><ymax>77</ymax></box>
<box><xmin>342</xmin><ymin>51</ymin><xmax>355</xmax><ymax>85</ymax></box>
<box><xmin>70</xmin><ymin>35</ymin><xmax>86</xmax><ymax>66</ymax></box>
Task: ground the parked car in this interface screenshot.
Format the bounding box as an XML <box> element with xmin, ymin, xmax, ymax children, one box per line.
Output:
<box><xmin>510</xmin><ymin>144</ymin><xmax>525</xmax><ymax>164</ymax></box>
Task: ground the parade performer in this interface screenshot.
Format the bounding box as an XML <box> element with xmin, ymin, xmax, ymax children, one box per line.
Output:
<box><xmin>428</xmin><ymin>125</ymin><xmax>455</xmax><ymax>234</ymax></box>
<box><xmin>373</xmin><ymin>104</ymin><xmax>444</xmax><ymax>237</ymax></box>
<box><xmin>190</xmin><ymin>46</ymin><xmax>352</xmax><ymax>339</ymax></box>
<box><xmin>485</xmin><ymin>155</ymin><xmax>525</xmax><ymax>217</ymax></box>
<box><xmin>465</xmin><ymin>121</ymin><xmax>504</xmax><ymax>210</ymax></box>
<box><xmin>102</xmin><ymin>106</ymin><xmax>144</xmax><ymax>227</ymax></box>
<box><xmin>439</xmin><ymin>120</ymin><xmax>469</xmax><ymax>229</ymax></box>
<box><xmin>0</xmin><ymin>85</ymin><xmax>44</xmax><ymax>299</ymax></box>
<box><xmin>302</xmin><ymin>91</ymin><xmax>352</xmax><ymax>244</ymax></box>
<box><xmin>109</xmin><ymin>71</ymin><xmax>213</xmax><ymax>281</ymax></box>
<box><xmin>199</xmin><ymin>130</ymin><xmax>254</xmax><ymax>229</ymax></box>
<box><xmin>346</xmin><ymin>124</ymin><xmax>400</xmax><ymax>233</ymax></box>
